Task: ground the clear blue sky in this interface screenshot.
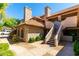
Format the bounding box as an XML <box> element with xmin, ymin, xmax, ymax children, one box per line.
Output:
<box><xmin>5</xmin><ymin>3</ymin><xmax>78</xmax><ymax>20</ymax></box>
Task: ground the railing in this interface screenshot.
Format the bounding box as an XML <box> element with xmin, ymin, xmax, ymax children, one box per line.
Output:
<box><xmin>54</xmin><ymin>25</ymin><xmax>63</xmax><ymax>46</ymax></box>
<box><xmin>45</xmin><ymin>24</ymin><xmax>54</xmax><ymax>42</ymax></box>
<box><xmin>45</xmin><ymin>23</ymin><xmax>63</xmax><ymax>47</ymax></box>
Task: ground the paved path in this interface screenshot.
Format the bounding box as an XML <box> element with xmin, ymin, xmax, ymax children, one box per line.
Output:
<box><xmin>0</xmin><ymin>38</ymin><xmax>9</xmax><ymax>44</ymax></box>
<box><xmin>10</xmin><ymin>41</ymin><xmax>64</xmax><ymax>56</ymax></box>
<box><xmin>56</xmin><ymin>41</ymin><xmax>74</xmax><ymax>56</ymax></box>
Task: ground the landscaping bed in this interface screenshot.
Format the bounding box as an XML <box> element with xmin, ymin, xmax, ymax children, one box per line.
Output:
<box><xmin>28</xmin><ymin>34</ymin><xmax>44</xmax><ymax>43</ymax></box>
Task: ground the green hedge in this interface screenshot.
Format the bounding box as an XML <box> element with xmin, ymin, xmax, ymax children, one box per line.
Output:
<box><xmin>0</xmin><ymin>43</ymin><xmax>15</xmax><ymax>56</ymax></box>
<box><xmin>28</xmin><ymin>35</ymin><xmax>44</xmax><ymax>43</ymax></box>
<box><xmin>73</xmin><ymin>40</ymin><xmax>79</xmax><ymax>56</ymax></box>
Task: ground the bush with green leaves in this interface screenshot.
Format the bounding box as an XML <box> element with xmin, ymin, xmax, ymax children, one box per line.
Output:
<box><xmin>0</xmin><ymin>43</ymin><xmax>15</xmax><ymax>56</ymax></box>
<box><xmin>28</xmin><ymin>34</ymin><xmax>44</xmax><ymax>43</ymax></box>
<box><xmin>39</xmin><ymin>34</ymin><xmax>44</xmax><ymax>40</ymax></box>
<box><xmin>12</xmin><ymin>35</ymin><xmax>20</xmax><ymax>43</ymax></box>
<box><xmin>12</xmin><ymin>37</ymin><xmax>19</xmax><ymax>42</ymax></box>
<box><xmin>73</xmin><ymin>39</ymin><xmax>79</xmax><ymax>56</ymax></box>
<box><xmin>28</xmin><ymin>37</ymin><xmax>35</xmax><ymax>43</ymax></box>
<box><xmin>35</xmin><ymin>36</ymin><xmax>41</xmax><ymax>41</ymax></box>
<box><xmin>35</xmin><ymin>35</ymin><xmax>44</xmax><ymax>41</ymax></box>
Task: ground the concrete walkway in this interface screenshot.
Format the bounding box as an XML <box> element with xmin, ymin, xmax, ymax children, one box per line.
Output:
<box><xmin>56</xmin><ymin>41</ymin><xmax>74</xmax><ymax>56</ymax></box>
<box><xmin>10</xmin><ymin>41</ymin><xmax>64</xmax><ymax>56</ymax></box>
<box><xmin>0</xmin><ymin>38</ymin><xmax>9</xmax><ymax>44</ymax></box>
<box><xmin>0</xmin><ymin>38</ymin><xmax>74</xmax><ymax>56</ymax></box>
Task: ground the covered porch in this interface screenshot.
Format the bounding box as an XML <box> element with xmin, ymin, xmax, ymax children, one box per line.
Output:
<box><xmin>16</xmin><ymin>25</ymin><xmax>28</xmax><ymax>42</ymax></box>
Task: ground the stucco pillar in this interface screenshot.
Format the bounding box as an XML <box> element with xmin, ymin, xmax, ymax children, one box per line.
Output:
<box><xmin>24</xmin><ymin>27</ymin><xmax>28</xmax><ymax>42</ymax></box>
<box><xmin>58</xmin><ymin>15</ymin><xmax>61</xmax><ymax>21</ymax></box>
<box><xmin>19</xmin><ymin>28</ymin><xmax>21</xmax><ymax>39</ymax></box>
<box><xmin>77</xmin><ymin>9</ymin><xmax>79</xmax><ymax>27</ymax></box>
<box><xmin>16</xmin><ymin>28</ymin><xmax>18</xmax><ymax>37</ymax></box>
<box><xmin>77</xmin><ymin>9</ymin><xmax>79</xmax><ymax>36</ymax></box>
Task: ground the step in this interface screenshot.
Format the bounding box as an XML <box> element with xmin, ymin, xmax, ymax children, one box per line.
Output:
<box><xmin>49</xmin><ymin>43</ymin><xmax>55</xmax><ymax>46</ymax></box>
<box><xmin>50</xmin><ymin>44</ymin><xmax>55</xmax><ymax>47</ymax></box>
<box><xmin>47</xmin><ymin>42</ymin><xmax>55</xmax><ymax>45</ymax></box>
<box><xmin>48</xmin><ymin>40</ymin><xmax>54</xmax><ymax>42</ymax></box>
<box><xmin>50</xmin><ymin>39</ymin><xmax>54</xmax><ymax>40</ymax></box>
<box><xmin>47</xmin><ymin>41</ymin><xmax>54</xmax><ymax>43</ymax></box>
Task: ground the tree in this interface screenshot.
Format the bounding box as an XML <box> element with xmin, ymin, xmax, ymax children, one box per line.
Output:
<box><xmin>0</xmin><ymin>3</ymin><xmax>8</xmax><ymax>30</ymax></box>
<box><xmin>4</xmin><ymin>18</ymin><xmax>20</xmax><ymax>28</ymax></box>
<box><xmin>0</xmin><ymin>3</ymin><xmax>8</xmax><ymax>19</ymax></box>
<box><xmin>0</xmin><ymin>4</ymin><xmax>21</xmax><ymax>29</ymax></box>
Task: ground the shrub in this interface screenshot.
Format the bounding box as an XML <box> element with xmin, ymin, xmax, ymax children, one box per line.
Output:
<box><xmin>39</xmin><ymin>34</ymin><xmax>44</xmax><ymax>40</ymax></box>
<box><xmin>9</xmin><ymin>30</ymin><xmax>20</xmax><ymax>43</ymax></box>
<box><xmin>0</xmin><ymin>43</ymin><xmax>15</xmax><ymax>56</ymax></box>
<box><xmin>28</xmin><ymin>37</ymin><xmax>35</xmax><ymax>43</ymax></box>
<box><xmin>28</xmin><ymin>34</ymin><xmax>44</xmax><ymax>43</ymax></box>
<box><xmin>73</xmin><ymin>40</ymin><xmax>79</xmax><ymax>55</ymax></box>
<box><xmin>35</xmin><ymin>36</ymin><xmax>41</xmax><ymax>41</ymax></box>
<box><xmin>0</xmin><ymin>43</ymin><xmax>9</xmax><ymax>51</ymax></box>
<box><xmin>35</xmin><ymin>35</ymin><xmax>44</xmax><ymax>41</ymax></box>
<box><xmin>12</xmin><ymin>35</ymin><xmax>19</xmax><ymax>42</ymax></box>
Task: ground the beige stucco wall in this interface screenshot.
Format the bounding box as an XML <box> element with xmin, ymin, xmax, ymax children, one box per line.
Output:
<box><xmin>61</xmin><ymin>16</ymin><xmax>77</xmax><ymax>29</ymax></box>
<box><xmin>22</xmin><ymin>26</ymin><xmax>44</xmax><ymax>41</ymax></box>
<box><xmin>17</xmin><ymin>25</ymin><xmax>44</xmax><ymax>42</ymax></box>
<box><xmin>27</xmin><ymin>26</ymin><xmax>44</xmax><ymax>41</ymax></box>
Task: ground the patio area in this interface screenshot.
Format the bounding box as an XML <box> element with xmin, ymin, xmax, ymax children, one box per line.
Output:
<box><xmin>10</xmin><ymin>41</ymin><xmax>64</xmax><ymax>56</ymax></box>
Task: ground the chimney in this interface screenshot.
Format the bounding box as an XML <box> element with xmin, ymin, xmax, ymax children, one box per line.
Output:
<box><xmin>45</xmin><ymin>6</ymin><xmax>51</xmax><ymax>17</ymax></box>
<box><xmin>24</xmin><ymin>7</ymin><xmax>32</xmax><ymax>22</ymax></box>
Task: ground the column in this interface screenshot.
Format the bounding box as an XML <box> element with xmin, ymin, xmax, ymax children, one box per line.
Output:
<box><xmin>24</xmin><ymin>27</ymin><xmax>28</xmax><ymax>42</ymax></box>
<box><xmin>77</xmin><ymin>9</ymin><xmax>79</xmax><ymax>36</ymax></box>
<box><xmin>77</xmin><ymin>9</ymin><xmax>79</xmax><ymax>27</ymax></box>
<box><xmin>19</xmin><ymin>28</ymin><xmax>21</xmax><ymax>39</ymax></box>
<box><xmin>58</xmin><ymin>15</ymin><xmax>61</xmax><ymax>21</ymax></box>
<box><xmin>16</xmin><ymin>28</ymin><xmax>18</xmax><ymax>37</ymax></box>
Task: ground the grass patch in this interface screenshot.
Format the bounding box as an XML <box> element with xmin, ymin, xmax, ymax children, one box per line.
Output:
<box><xmin>0</xmin><ymin>50</ymin><xmax>15</xmax><ymax>56</ymax></box>
<box><xmin>0</xmin><ymin>43</ymin><xmax>15</xmax><ymax>56</ymax></box>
